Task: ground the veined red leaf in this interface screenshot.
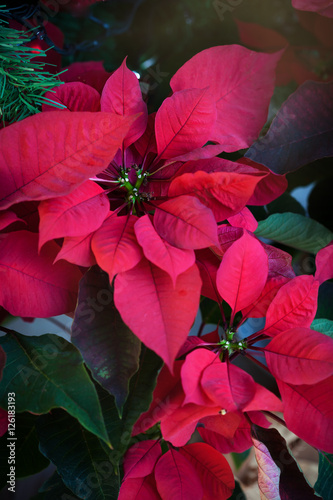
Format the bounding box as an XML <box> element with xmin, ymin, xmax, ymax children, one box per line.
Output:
<box><xmin>134</xmin><ymin>215</ymin><xmax>195</xmax><ymax>284</ymax></box>
<box><xmin>251</xmin><ymin>424</ymin><xmax>319</xmax><ymax>500</ymax></box>
<box><xmin>101</xmin><ymin>58</ymin><xmax>147</xmax><ymax>147</ymax></box>
<box><xmin>114</xmin><ymin>260</ymin><xmax>201</xmax><ymax>370</ymax></box>
<box><xmin>155</xmin><ymin>88</ymin><xmax>216</xmax><ymax>159</ymax></box>
<box><xmin>262</xmin><ymin>243</ymin><xmax>296</xmax><ymax>280</ymax></box>
<box><xmin>241</xmin><ymin>276</ymin><xmax>290</xmax><ymax>320</ymax></box>
<box><xmin>119</xmin><ymin>474</ymin><xmax>160</xmax><ymax>500</ymax></box>
<box><xmin>123</xmin><ymin>440</ymin><xmax>162</xmax><ymax>480</ymax></box>
<box><xmin>155</xmin><ymin>449</ymin><xmax>203</xmax><ymax>500</ymax></box>
<box><xmin>263</xmin><ymin>275</ymin><xmax>319</xmax><ymax>336</ymax></box>
<box><xmin>0</xmin><ymin>231</ymin><xmax>82</xmax><ymax>317</ymax></box>
<box><xmin>133</xmin><ymin>361</ymin><xmax>185</xmax><ymax>436</ymax></box>
<box><xmin>42</xmin><ymin>82</ymin><xmax>101</xmax><ymax>112</ymax></box>
<box><xmin>201</xmin><ymin>361</ymin><xmax>256</xmax><ymax>411</ymax></box>
<box><xmin>92</xmin><ymin>214</ymin><xmax>143</xmax><ymax>282</ymax></box>
<box><xmin>38</xmin><ymin>181</ymin><xmax>109</xmax><ymax>249</ymax></box>
<box><xmin>169</xmin><ymin>171</ymin><xmax>262</xmax><ymax>222</ymax></box>
<box><xmin>265</xmin><ymin>327</ymin><xmax>333</xmax><ymax>385</ymax></box>
<box><xmin>179</xmin><ymin>443</ymin><xmax>235</xmax><ymax>500</ymax></box>
<box><xmin>227</xmin><ymin>208</ymin><xmax>258</xmax><ymax>232</ymax></box>
<box><xmin>153</xmin><ymin>195</ymin><xmax>219</xmax><ymax>249</ymax></box>
<box><xmin>315</xmin><ymin>241</ymin><xmax>333</xmax><ymax>284</ymax></box>
<box><xmin>0</xmin><ymin>111</ymin><xmax>136</xmax><ymax>210</ymax></box>
<box><xmin>217</xmin><ymin>225</ymin><xmax>243</xmax><ymax>255</ymax></box>
<box><xmin>171</xmin><ymin>45</ymin><xmax>282</xmax><ymax>151</ymax></box>
<box><xmin>181</xmin><ymin>349</ymin><xmax>220</xmax><ymax>406</ymax></box>
<box><xmin>216</xmin><ymin>231</ymin><xmax>268</xmax><ymax>313</ymax></box>
<box><xmin>54</xmin><ymin>232</ymin><xmax>97</xmax><ymax>267</ymax></box>
<box><xmin>0</xmin><ymin>210</ymin><xmax>24</xmax><ymax>231</ymax></box>
<box><xmin>278</xmin><ymin>377</ymin><xmax>333</xmax><ymax>453</ymax></box>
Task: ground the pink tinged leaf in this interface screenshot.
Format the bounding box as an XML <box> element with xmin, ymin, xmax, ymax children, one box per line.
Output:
<box><xmin>227</xmin><ymin>207</ymin><xmax>258</xmax><ymax>232</ymax></box>
<box><xmin>0</xmin><ymin>210</ymin><xmax>24</xmax><ymax>231</ymax></box>
<box><xmin>114</xmin><ymin>260</ymin><xmax>201</xmax><ymax>370</ymax></box>
<box><xmin>123</xmin><ymin>440</ymin><xmax>162</xmax><ymax>480</ymax></box>
<box><xmin>119</xmin><ymin>474</ymin><xmax>161</xmax><ymax>500</ymax></box>
<box><xmin>0</xmin><ymin>231</ymin><xmax>82</xmax><ymax>317</ymax></box>
<box><xmin>179</xmin><ymin>443</ymin><xmax>235</xmax><ymax>500</ymax></box>
<box><xmin>0</xmin><ymin>111</ymin><xmax>136</xmax><ymax>210</ymax></box>
<box><xmin>153</xmin><ymin>195</ymin><xmax>219</xmax><ymax>249</ymax></box>
<box><xmin>38</xmin><ymin>181</ymin><xmax>109</xmax><ymax>249</ymax></box>
<box><xmin>241</xmin><ymin>276</ymin><xmax>290</xmax><ymax>320</ymax></box>
<box><xmin>54</xmin><ymin>232</ymin><xmax>97</xmax><ymax>267</ymax></box>
<box><xmin>263</xmin><ymin>275</ymin><xmax>319</xmax><ymax>336</ymax></box>
<box><xmin>216</xmin><ymin>231</ymin><xmax>269</xmax><ymax>313</ymax></box>
<box><xmin>91</xmin><ymin>215</ymin><xmax>143</xmax><ymax>282</ymax></box>
<box><xmin>42</xmin><ymin>82</ymin><xmax>101</xmax><ymax>112</ymax></box>
<box><xmin>261</xmin><ymin>243</ymin><xmax>296</xmax><ymax>280</ymax></box>
<box><xmin>278</xmin><ymin>377</ymin><xmax>333</xmax><ymax>453</ymax></box>
<box><xmin>181</xmin><ymin>349</ymin><xmax>220</xmax><ymax>406</ymax></box>
<box><xmin>101</xmin><ymin>58</ymin><xmax>148</xmax><ymax>147</ymax></box>
<box><xmin>134</xmin><ymin>215</ymin><xmax>195</xmax><ymax>285</ymax></box>
<box><xmin>201</xmin><ymin>362</ymin><xmax>256</xmax><ymax>411</ymax></box>
<box><xmin>265</xmin><ymin>327</ymin><xmax>333</xmax><ymax>385</ymax></box>
<box><xmin>155</xmin><ymin>88</ymin><xmax>217</xmax><ymax>159</ymax></box>
<box><xmin>169</xmin><ymin>171</ymin><xmax>262</xmax><ymax>222</ymax></box>
<box><xmin>171</xmin><ymin>45</ymin><xmax>282</xmax><ymax>151</ymax></box>
<box><xmin>155</xmin><ymin>449</ymin><xmax>203</xmax><ymax>500</ymax></box>
<box><xmin>252</xmin><ymin>433</ymin><xmax>281</xmax><ymax>499</ymax></box>
<box><xmin>251</xmin><ymin>424</ymin><xmax>319</xmax><ymax>500</ymax></box>
<box><xmin>315</xmin><ymin>241</ymin><xmax>333</xmax><ymax>284</ymax></box>
<box><xmin>132</xmin><ymin>361</ymin><xmax>185</xmax><ymax>436</ymax></box>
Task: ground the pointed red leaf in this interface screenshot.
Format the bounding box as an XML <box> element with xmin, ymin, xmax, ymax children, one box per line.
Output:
<box><xmin>101</xmin><ymin>58</ymin><xmax>147</xmax><ymax>147</ymax></box>
<box><xmin>216</xmin><ymin>231</ymin><xmax>268</xmax><ymax>313</ymax></box>
<box><xmin>0</xmin><ymin>231</ymin><xmax>82</xmax><ymax>317</ymax></box>
<box><xmin>227</xmin><ymin>207</ymin><xmax>258</xmax><ymax>232</ymax></box>
<box><xmin>0</xmin><ymin>111</ymin><xmax>135</xmax><ymax>210</ymax></box>
<box><xmin>155</xmin><ymin>88</ymin><xmax>216</xmax><ymax>159</ymax></box>
<box><xmin>201</xmin><ymin>362</ymin><xmax>256</xmax><ymax>411</ymax></box>
<box><xmin>265</xmin><ymin>327</ymin><xmax>333</xmax><ymax>385</ymax></box>
<box><xmin>242</xmin><ymin>384</ymin><xmax>283</xmax><ymax>413</ymax></box>
<box><xmin>241</xmin><ymin>276</ymin><xmax>290</xmax><ymax>320</ymax></box>
<box><xmin>263</xmin><ymin>275</ymin><xmax>319</xmax><ymax>336</ymax></box>
<box><xmin>114</xmin><ymin>260</ymin><xmax>201</xmax><ymax>370</ymax></box>
<box><xmin>54</xmin><ymin>232</ymin><xmax>97</xmax><ymax>267</ymax></box>
<box><xmin>153</xmin><ymin>195</ymin><xmax>218</xmax><ymax>249</ymax></box>
<box><xmin>38</xmin><ymin>181</ymin><xmax>109</xmax><ymax>249</ymax></box>
<box><xmin>155</xmin><ymin>449</ymin><xmax>203</xmax><ymax>500</ymax></box>
<box><xmin>42</xmin><ymin>82</ymin><xmax>101</xmax><ymax>112</ymax></box>
<box><xmin>171</xmin><ymin>45</ymin><xmax>282</xmax><ymax>151</ymax></box>
<box><xmin>91</xmin><ymin>214</ymin><xmax>143</xmax><ymax>282</ymax></box>
<box><xmin>124</xmin><ymin>440</ymin><xmax>162</xmax><ymax>480</ymax></box>
<box><xmin>179</xmin><ymin>443</ymin><xmax>235</xmax><ymax>500</ymax></box>
<box><xmin>0</xmin><ymin>210</ymin><xmax>24</xmax><ymax>231</ymax></box>
<box><xmin>252</xmin><ymin>429</ymin><xmax>282</xmax><ymax>499</ymax></box>
<box><xmin>181</xmin><ymin>349</ymin><xmax>220</xmax><ymax>406</ymax></box>
<box><xmin>119</xmin><ymin>474</ymin><xmax>160</xmax><ymax>500</ymax></box>
<box><xmin>278</xmin><ymin>377</ymin><xmax>333</xmax><ymax>452</ymax></box>
<box><xmin>315</xmin><ymin>241</ymin><xmax>333</xmax><ymax>284</ymax></box>
<box><xmin>134</xmin><ymin>215</ymin><xmax>195</xmax><ymax>284</ymax></box>
<box><xmin>169</xmin><ymin>171</ymin><xmax>262</xmax><ymax>222</ymax></box>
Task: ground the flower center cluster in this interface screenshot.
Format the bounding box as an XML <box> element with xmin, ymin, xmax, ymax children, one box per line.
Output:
<box><xmin>117</xmin><ymin>164</ymin><xmax>149</xmax><ymax>204</ymax></box>
<box><xmin>218</xmin><ymin>329</ymin><xmax>247</xmax><ymax>355</ymax></box>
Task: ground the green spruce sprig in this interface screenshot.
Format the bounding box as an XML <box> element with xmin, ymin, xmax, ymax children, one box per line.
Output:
<box><xmin>0</xmin><ymin>7</ymin><xmax>66</xmax><ymax>126</ymax></box>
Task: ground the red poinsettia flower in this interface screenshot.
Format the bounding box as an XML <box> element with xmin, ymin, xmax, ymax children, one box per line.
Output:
<box><xmin>134</xmin><ymin>235</ymin><xmax>333</xmax><ymax>453</ymax></box>
<box><xmin>0</xmin><ymin>46</ymin><xmax>285</xmax><ymax>369</ymax></box>
<box><xmin>119</xmin><ymin>439</ymin><xmax>235</xmax><ymax>500</ymax></box>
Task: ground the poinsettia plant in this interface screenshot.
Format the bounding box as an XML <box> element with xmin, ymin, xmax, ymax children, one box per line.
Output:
<box><xmin>0</xmin><ymin>13</ymin><xmax>333</xmax><ymax>499</ymax></box>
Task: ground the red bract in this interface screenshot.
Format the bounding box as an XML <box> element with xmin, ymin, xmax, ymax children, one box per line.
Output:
<box><xmin>0</xmin><ymin>48</ymin><xmax>283</xmax><ymax>370</ymax></box>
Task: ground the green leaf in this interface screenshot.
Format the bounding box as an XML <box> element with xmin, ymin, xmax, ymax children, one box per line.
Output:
<box><xmin>71</xmin><ymin>267</ymin><xmax>141</xmax><ymax>417</ymax></box>
<box><xmin>0</xmin><ymin>330</ymin><xmax>109</xmax><ymax>445</ymax></box>
<box><xmin>255</xmin><ymin>213</ymin><xmax>333</xmax><ymax>253</ymax></box>
<box><xmin>97</xmin><ymin>346</ymin><xmax>162</xmax><ymax>464</ymax></box>
<box><xmin>32</xmin><ymin>472</ymin><xmax>81</xmax><ymax>500</ymax></box>
<box><xmin>0</xmin><ymin>412</ymin><xmax>49</xmax><ymax>489</ymax></box>
<box><xmin>311</xmin><ymin>319</ymin><xmax>333</xmax><ymax>339</ymax></box>
<box><xmin>315</xmin><ymin>452</ymin><xmax>333</xmax><ymax>500</ymax></box>
<box><xmin>36</xmin><ymin>409</ymin><xmax>119</xmax><ymax>500</ymax></box>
